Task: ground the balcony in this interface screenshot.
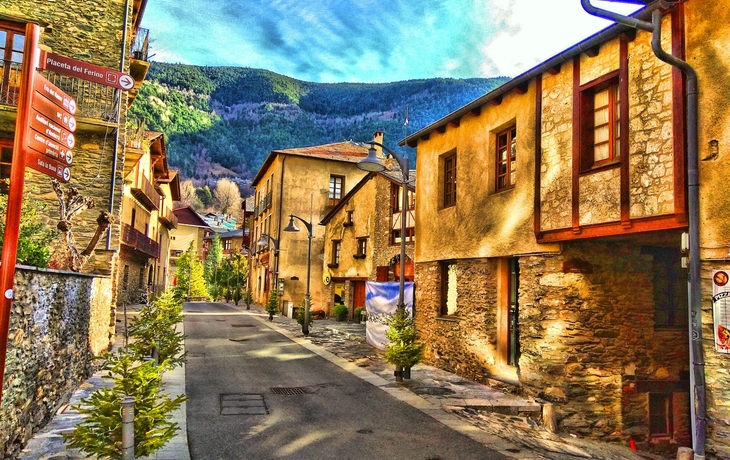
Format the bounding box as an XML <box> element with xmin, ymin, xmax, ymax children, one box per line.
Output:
<box><xmin>128</xmin><ymin>28</ymin><xmax>150</xmax><ymax>104</ymax></box>
<box><xmin>130</xmin><ymin>174</ymin><xmax>161</xmax><ymax>211</ymax></box>
<box><xmin>0</xmin><ymin>61</ymin><xmax>120</xmax><ymax>129</ymax></box>
<box><xmin>254</xmin><ymin>192</ymin><xmax>272</xmax><ymax>219</ymax></box>
<box><xmin>121</xmin><ymin>223</ymin><xmax>160</xmax><ymax>258</ymax></box>
<box><xmin>158</xmin><ymin>205</ymin><xmax>179</xmax><ymax>229</ymax></box>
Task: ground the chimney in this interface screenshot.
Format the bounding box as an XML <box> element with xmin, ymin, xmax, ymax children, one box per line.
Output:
<box><xmin>373</xmin><ymin>131</ymin><xmax>384</xmax><ymax>156</ymax></box>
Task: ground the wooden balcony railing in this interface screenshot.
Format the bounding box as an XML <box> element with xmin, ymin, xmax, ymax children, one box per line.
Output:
<box><xmin>121</xmin><ymin>223</ymin><xmax>160</xmax><ymax>258</ymax></box>
<box><xmin>0</xmin><ymin>61</ymin><xmax>120</xmax><ymax>123</ymax></box>
<box><xmin>130</xmin><ymin>174</ymin><xmax>161</xmax><ymax>211</ymax></box>
<box><xmin>158</xmin><ymin>205</ymin><xmax>178</xmax><ymax>229</ymax></box>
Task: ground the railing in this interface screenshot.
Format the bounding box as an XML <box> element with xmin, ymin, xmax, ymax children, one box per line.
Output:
<box><xmin>121</xmin><ymin>223</ymin><xmax>160</xmax><ymax>258</ymax></box>
<box><xmin>255</xmin><ymin>192</ymin><xmax>272</xmax><ymax>217</ymax></box>
<box><xmin>130</xmin><ymin>174</ymin><xmax>161</xmax><ymax>211</ymax></box>
<box><xmin>158</xmin><ymin>205</ymin><xmax>178</xmax><ymax>229</ymax></box>
<box><xmin>0</xmin><ymin>61</ymin><xmax>120</xmax><ymax>122</ymax></box>
<box><xmin>131</xmin><ymin>28</ymin><xmax>150</xmax><ymax>61</ymax></box>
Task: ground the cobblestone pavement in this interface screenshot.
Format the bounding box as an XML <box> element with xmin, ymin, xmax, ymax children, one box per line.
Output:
<box><xmin>266</xmin><ymin>307</ymin><xmax>666</xmax><ymax>460</ymax></box>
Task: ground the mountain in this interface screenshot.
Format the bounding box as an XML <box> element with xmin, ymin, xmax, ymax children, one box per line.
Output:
<box><xmin>129</xmin><ymin>62</ymin><xmax>509</xmax><ymax>181</ymax></box>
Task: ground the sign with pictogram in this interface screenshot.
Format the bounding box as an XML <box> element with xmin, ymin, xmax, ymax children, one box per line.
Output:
<box><xmin>33</xmin><ymin>73</ymin><xmax>76</xmax><ymax>114</ymax></box>
<box><xmin>39</xmin><ymin>50</ymin><xmax>135</xmax><ymax>91</ymax></box>
<box><xmin>32</xmin><ymin>89</ymin><xmax>76</xmax><ymax>132</ymax></box>
<box><xmin>25</xmin><ymin>130</ymin><xmax>73</xmax><ymax>165</ymax></box>
<box><xmin>26</xmin><ymin>150</ymin><xmax>71</xmax><ymax>183</ymax></box>
<box><xmin>29</xmin><ymin>109</ymin><xmax>75</xmax><ymax>149</ymax></box>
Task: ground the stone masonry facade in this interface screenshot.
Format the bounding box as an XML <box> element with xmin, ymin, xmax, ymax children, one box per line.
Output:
<box><xmin>1</xmin><ymin>268</ymin><xmax>114</xmax><ymax>458</ymax></box>
<box><xmin>415</xmin><ymin>238</ymin><xmax>691</xmax><ymax>447</ymax></box>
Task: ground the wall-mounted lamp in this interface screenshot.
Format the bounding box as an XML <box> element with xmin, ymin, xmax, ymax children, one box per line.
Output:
<box><xmin>703</xmin><ymin>139</ymin><xmax>719</xmax><ymax>161</ymax></box>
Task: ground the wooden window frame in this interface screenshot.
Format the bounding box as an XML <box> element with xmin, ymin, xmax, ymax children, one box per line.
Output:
<box><xmin>354</xmin><ymin>237</ymin><xmax>367</xmax><ymax>259</ymax></box>
<box><xmin>391</xmin><ymin>227</ymin><xmax>415</xmax><ymax>245</ymax></box>
<box><xmin>443</xmin><ymin>154</ymin><xmax>457</xmax><ymax>208</ymax></box>
<box><xmin>328</xmin><ymin>240</ymin><xmax>341</xmax><ymax>268</ymax></box>
<box><xmin>579</xmin><ymin>72</ymin><xmax>623</xmax><ymax>172</ymax></box>
<box><xmin>439</xmin><ymin>261</ymin><xmax>457</xmax><ymax>317</ymax></box>
<box><xmin>649</xmin><ymin>393</ymin><xmax>674</xmax><ymax>438</ymax></box>
<box><xmin>0</xmin><ymin>141</ymin><xmax>12</xmax><ymax>195</ymax></box>
<box><xmin>496</xmin><ymin>126</ymin><xmax>517</xmax><ymax>192</ymax></box>
<box><xmin>328</xmin><ymin>175</ymin><xmax>344</xmax><ymax>207</ymax></box>
<box><xmin>0</xmin><ymin>21</ymin><xmax>25</xmax><ymax>99</ymax></box>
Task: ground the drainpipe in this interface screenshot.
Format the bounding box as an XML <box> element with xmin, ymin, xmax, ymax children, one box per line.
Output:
<box><xmin>107</xmin><ymin>0</ymin><xmax>131</xmax><ymax>249</ymax></box>
<box><xmin>581</xmin><ymin>1</ymin><xmax>704</xmax><ymax>457</ymax></box>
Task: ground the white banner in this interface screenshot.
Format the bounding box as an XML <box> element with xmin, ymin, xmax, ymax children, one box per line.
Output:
<box><xmin>712</xmin><ymin>270</ymin><xmax>730</xmax><ymax>353</ymax></box>
<box><xmin>365</xmin><ymin>281</ymin><xmax>413</xmax><ymax>350</ymax></box>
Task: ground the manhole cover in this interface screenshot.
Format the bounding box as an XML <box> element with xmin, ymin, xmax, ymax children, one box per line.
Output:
<box><xmin>220</xmin><ymin>394</ymin><xmax>267</xmax><ymax>415</ymax></box>
<box><xmin>271</xmin><ymin>387</ymin><xmax>308</xmax><ymax>395</ymax></box>
<box><xmin>231</xmin><ymin>324</ymin><xmax>255</xmax><ymax>328</ymax></box>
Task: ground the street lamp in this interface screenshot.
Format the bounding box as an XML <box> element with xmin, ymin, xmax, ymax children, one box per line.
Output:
<box><xmin>283</xmin><ymin>207</ymin><xmax>314</xmax><ymax>336</ymax></box>
<box><xmin>358</xmin><ymin>141</ymin><xmax>410</xmax><ymax>311</ymax></box>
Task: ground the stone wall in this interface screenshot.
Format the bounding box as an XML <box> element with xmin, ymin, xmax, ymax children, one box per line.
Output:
<box><xmin>1</xmin><ymin>267</ymin><xmax>114</xmax><ymax>458</ymax></box>
<box><xmin>415</xmin><ymin>238</ymin><xmax>691</xmax><ymax>445</ymax></box>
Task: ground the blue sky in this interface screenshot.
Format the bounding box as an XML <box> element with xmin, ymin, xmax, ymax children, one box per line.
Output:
<box><xmin>141</xmin><ymin>0</ymin><xmax>641</xmax><ymax>83</ymax></box>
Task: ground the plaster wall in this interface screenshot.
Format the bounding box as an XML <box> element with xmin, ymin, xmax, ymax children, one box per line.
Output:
<box><xmin>415</xmin><ymin>81</ymin><xmax>559</xmax><ymax>262</ymax></box>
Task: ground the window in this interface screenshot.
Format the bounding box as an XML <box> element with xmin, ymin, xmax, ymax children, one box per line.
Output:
<box><xmin>0</xmin><ymin>22</ymin><xmax>25</xmax><ymax>104</ymax></box>
<box><xmin>224</xmin><ymin>240</ymin><xmax>232</xmax><ymax>250</ymax></box>
<box><xmin>443</xmin><ymin>154</ymin><xmax>456</xmax><ymax>208</ymax></box>
<box><xmin>440</xmin><ymin>261</ymin><xmax>457</xmax><ymax>316</ymax></box>
<box><xmin>355</xmin><ymin>237</ymin><xmax>367</xmax><ymax>259</ymax></box>
<box><xmin>392</xmin><ymin>184</ymin><xmax>415</xmax><ymax>212</ymax></box>
<box><xmin>343</xmin><ymin>210</ymin><xmax>353</xmax><ymax>227</ymax></box>
<box><xmin>0</xmin><ymin>143</ymin><xmax>11</xmax><ymax>195</ymax></box>
<box><xmin>329</xmin><ymin>240</ymin><xmax>341</xmax><ymax>267</ymax></box>
<box><xmin>122</xmin><ymin>265</ymin><xmax>130</xmax><ymax>290</ymax></box>
<box><xmin>496</xmin><ymin>126</ymin><xmax>516</xmax><ymax>191</ymax></box>
<box><xmin>649</xmin><ymin>393</ymin><xmax>673</xmax><ymax>437</ymax></box>
<box><xmin>643</xmin><ymin>247</ymin><xmax>688</xmax><ymax>328</ymax></box>
<box><xmin>580</xmin><ymin>74</ymin><xmax>622</xmax><ymax>171</ymax></box>
<box><xmin>392</xmin><ymin>228</ymin><xmax>415</xmax><ymax>245</ymax></box>
<box><xmin>329</xmin><ymin>175</ymin><xmax>344</xmax><ymax>206</ymax></box>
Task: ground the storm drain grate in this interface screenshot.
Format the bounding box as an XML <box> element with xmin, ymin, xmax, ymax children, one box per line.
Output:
<box><xmin>270</xmin><ymin>387</ymin><xmax>308</xmax><ymax>395</ymax></box>
<box><xmin>231</xmin><ymin>324</ymin><xmax>256</xmax><ymax>328</ymax></box>
<box><xmin>220</xmin><ymin>393</ymin><xmax>268</xmax><ymax>415</ymax></box>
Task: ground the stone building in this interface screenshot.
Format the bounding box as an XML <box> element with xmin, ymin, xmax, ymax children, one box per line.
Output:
<box><xmin>0</xmin><ymin>0</ymin><xmax>153</xmax><ymax>455</ymax></box>
<box><xmin>402</xmin><ymin>1</ymin><xmax>730</xmax><ymax>457</ymax></box>
<box><xmin>249</xmin><ymin>139</ymin><xmax>370</xmax><ymax>316</ymax></box>
<box><xmin>117</xmin><ymin>129</ymin><xmax>180</xmax><ymax>304</ymax></box>
<box><xmin>319</xmin><ymin>170</ymin><xmax>415</xmax><ymax>318</ymax></box>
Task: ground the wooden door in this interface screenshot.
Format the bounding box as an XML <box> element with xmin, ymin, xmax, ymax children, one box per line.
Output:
<box><xmin>352</xmin><ymin>281</ymin><xmax>366</xmax><ymax>318</ymax></box>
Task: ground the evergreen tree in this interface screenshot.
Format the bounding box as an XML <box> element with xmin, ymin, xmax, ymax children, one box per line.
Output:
<box><xmin>204</xmin><ymin>235</ymin><xmax>223</xmax><ymax>297</ymax></box>
<box><xmin>175</xmin><ymin>242</ymin><xmax>208</xmax><ymax>300</ymax></box>
<box><xmin>265</xmin><ymin>290</ymin><xmax>279</xmax><ymax>320</ymax></box>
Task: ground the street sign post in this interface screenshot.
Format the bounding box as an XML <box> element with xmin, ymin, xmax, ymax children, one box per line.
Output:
<box><xmin>26</xmin><ymin>130</ymin><xmax>73</xmax><ymax>165</ymax></box>
<box><xmin>39</xmin><ymin>50</ymin><xmax>135</xmax><ymax>91</ymax></box>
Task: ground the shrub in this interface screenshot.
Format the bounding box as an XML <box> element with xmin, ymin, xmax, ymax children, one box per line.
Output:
<box><xmin>0</xmin><ymin>183</ymin><xmax>58</xmax><ymax>267</ymax></box>
<box><xmin>128</xmin><ymin>290</ymin><xmax>186</xmax><ymax>370</ymax></box>
<box><xmin>333</xmin><ymin>304</ymin><xmax>348</xmax><ymax>317</ymax></box>
<box><xmin>295</xmin><ymin>299</ymin><xmax>315</xmax><ymax>325</ymax></box>
<box><xmin>265</xmin><ymin>290</ymin><xmax>279</xmax><ymax>317</ymax></box>
<box><xmin>311</xmin><ymin>309</ymin><xmax>326</xmax><ymax>320</ymax></box>
<box><xmin>354</xmin><ymin>307</ymin><xmax>365</xmax><ymax>319</ymax></box>
<box><xmin>384</xmin><ymin>308</ymin><xmax>424</xmax><ymax>369</ymax></box>
<box><xmin>63</xmin><ymin>351</ymin><xmax>186</xmax><ymax>459</ymax></box>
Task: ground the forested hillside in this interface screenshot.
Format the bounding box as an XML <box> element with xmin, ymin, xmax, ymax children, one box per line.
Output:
<box><xmin>129</xmin><ymin>63</ymin><xmax>509</xmax><ymax>181</ymax></box>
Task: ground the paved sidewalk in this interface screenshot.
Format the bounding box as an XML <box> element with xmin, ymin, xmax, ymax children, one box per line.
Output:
<box><xmin>18</xmin><ymin>302</ymin><xmax>658</xmax><ymax>460</ymax></box>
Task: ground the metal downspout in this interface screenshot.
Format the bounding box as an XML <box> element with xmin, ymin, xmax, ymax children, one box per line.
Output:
<box><xmin>581</xmin><ymin>1</ymin><xmax>705</xmax><ymax>456</ymax></box>
<box><xmin>107</xmin><ymin>0</ymin><xmax>131</xmax><ymax>248</ymax></box>
<box><xmin>275</xmin><ymin>156</ymin><xmax>286</xmax><ymax>295</ymax></box>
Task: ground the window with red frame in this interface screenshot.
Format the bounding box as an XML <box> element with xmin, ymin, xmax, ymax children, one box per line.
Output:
<box><xmin>580</xmin><ymin>74</ymin><xmax>622</xmax><ymax>171</ymax></box>
<box><xmin>496</xmin><ymin>126</ymin><xmax>516</xmax><ymax>192</ymax></box>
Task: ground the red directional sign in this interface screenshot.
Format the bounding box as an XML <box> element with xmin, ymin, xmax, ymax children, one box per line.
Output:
<box><xmin>29</xmin><ymin>109</ymin><xmax>75</xmax><ymax>149</ymax></box>
<box><xmin>26</xmin><ymin>150</ymin><xmax>71</xmax><ymax>183</ymax></box>
<box><xmin>39</xmin><ymin>50</ymin><xmax>135</xmax><ymax>91</ymax></box>
<box><xmin>33</xmin><ymin>73</ymin><xmax>76</xmax><ymax>114</ymax></box>
<box><xmin>32</xmin><ymin>90</ymin><xmax>76</xmax><ymax>132</ymax></box>
<box><xmin>25</xmin><ymin>130</ymin><xmax>73</xmax><ymax>165</ymax></box>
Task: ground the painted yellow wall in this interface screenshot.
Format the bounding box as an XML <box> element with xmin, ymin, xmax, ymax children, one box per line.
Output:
<box><xmin>415</xmin><ymin>81</ymin><xmax>559</xmax><ymax>262</ymax></box>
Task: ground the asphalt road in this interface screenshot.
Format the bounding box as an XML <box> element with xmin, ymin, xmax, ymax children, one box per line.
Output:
<box><xmin>184</xmin><ymin>302</ymin><xmax>506</xmax><ymax>460</ymax></box>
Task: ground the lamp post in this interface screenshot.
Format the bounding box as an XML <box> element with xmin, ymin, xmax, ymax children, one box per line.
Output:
<box><xmin>357</xmin><ymin>141</ymin><xmax>410</xmax><ymax>311</ymax></box>
<box><xmin>283</xmin><ymin>201</ymin><xmax>314</xmax><ymax>336</ymax></box>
